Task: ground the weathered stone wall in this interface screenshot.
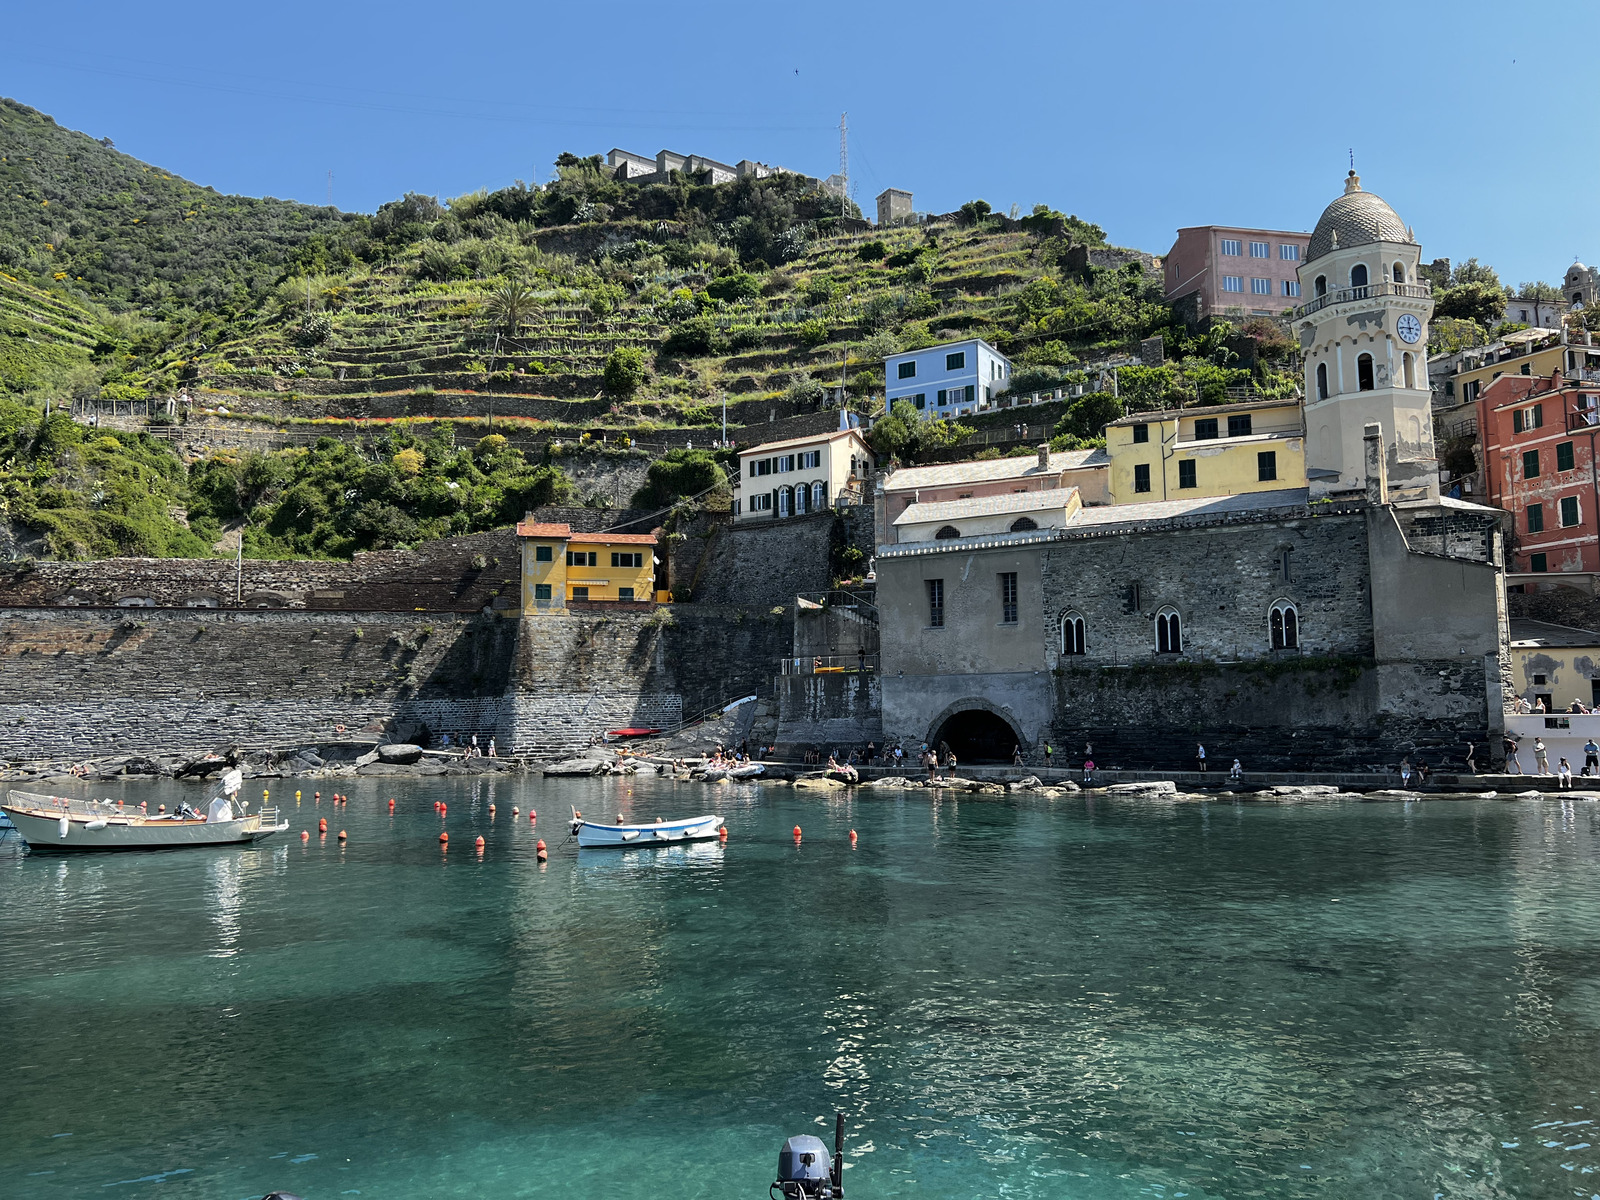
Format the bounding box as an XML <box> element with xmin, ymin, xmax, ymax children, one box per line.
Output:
<box><xmin>774</xmin><ymin>672</ymin><xmax>883</xmax><ymax>752</ymax></box>
<box><xmin>680</xmin><ymin>511</ymin><xmax>837</xmax><ymax>606</ymax></box>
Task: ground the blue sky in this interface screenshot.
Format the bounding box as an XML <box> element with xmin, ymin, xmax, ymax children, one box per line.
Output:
<box><xmin>5</xmin><ymin>0</ymin><xmax>1593</xmax><ymax>286</ymax></box>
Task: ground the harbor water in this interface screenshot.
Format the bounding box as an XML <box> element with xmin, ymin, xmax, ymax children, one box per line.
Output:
<box><xmin>4</xmin><ymin>777</ymin><xmax>1600</xmax><ymax>1198</ymax></box>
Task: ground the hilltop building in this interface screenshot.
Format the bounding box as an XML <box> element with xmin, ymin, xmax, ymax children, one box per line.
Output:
<box><xmin>605</xmin><ymin>148</ymin><xmax>795</xmax><ymax>186</ymax></box>
<box><xmin>1567</xmin><ymin>262</ymin><xmax>1598</xmax><ymax>307</ymax></box>
<box><xmin>1163</xmin><ymin>225</ymin><xmax>1310</xmax><ymax>321</ymax></box>
<box><xmin>884</xmin><ymin>338</ymin><xmax>1012</xmax><ymax>418</ymax></box>
<box><xmin>877</xmin><ymin>188</ymin><xmax>913</xmax><ymax>227</ymax></box>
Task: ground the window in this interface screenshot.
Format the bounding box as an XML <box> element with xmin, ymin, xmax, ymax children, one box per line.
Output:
<box><xmin>618</xmin><ymin>587</ymin><xmax>635</xmax><ymax>601</ymax></box>
<box><xmin>611</xmin><ymin>552</ymin><xmax>644</xmax><ymax>568</ymax></box>
<box><xmin>1524</xmin><ymin>449</ymin><xmax>1540</xmax><ymax>479</ymax></box>
<box><xmin>1562</xmin><ymin>496</ymin><xmax>1581</xmax><ymax>527</ymax></box>
<box><xmin>1270</xmin><ymin>600</ymin><xmax>1299</xmax><ymax>650</ymax></box>
<box><xmin>1282</xmin><ymin>280</ymin><xmax>1301</xmax><ymax>297</ymax></box>
<box><xmin>1350</xmin><ymin>263</ymin><xmax>1368</xmax><ymax>289</ymax></box>
<box><xmin>1156</xmin><ymin>607</ymin><xmax>1182</xmax><ymax>653</ymax></box>
<box><xmin>812</xmin><ymin>481</ymin><xmax>825</xmax><ymax>510</ymax></box>
<box><xmin>1251</xmin><ymin>277</ymin><xmax>1271</xmax><ymax>295</ymax></box>
<box><xmin>1527</xmin><ymin>503</ymin><xmax>1544</xmax><ymax>533</ymax></box>
<box><xmin>534</xmin><ymin>583</ymin><xmax>552</xmax><ymax>600</ymax></box>
<box><xmin>1194</xmin><ymin>417</ymin><xmax>1219</xmax><ymax>440</ymax></box>
<box><xmin>1314</xmin><ymin>275</ymin><xmax>1327</xmax><ymax>297</ymax></box>
<box><xmin>778</xmin><ymin>487</ymin><xmax>790</xmax><ymax>517</ymax></box>
<box><xmin>1062</xmin><ymin>612</ymin><xmax>1086</xmax><ymax>656</ymax></box>
<box><xmin>1249</xmin><ymin>241</ymin><xmax>1270</xmax><ymax>258</ymax></box>
<box><xmin>934</xmin><ymin>525</ymin><xmax>961</xmax><ymax>539</ymax></box>
<box><xmin>1222</xmin><ymin>275</ymin><xmax>1244</xmax><ymax>292</ymax></box>
<box><xmin>1009</xmin><ymin>516</ymin><xmax>1038</xmax><ymax>532</ymax></box>
<box><xmin>1220</xmin><ymin>239</ymin><xmax>1242</xmax><ymax>256</ymax></box>
<box><xmin>1280</xmin><ymin>244</ymin><xmax>1300</xmax><ymax>261</ymax></box>
<box><xmin>1403</xmin><ymin>351</ymin><xmax>1415</xmax><ymax>389</ymax></box>
<box><xmin>777</xmin><ymin>455</ymin><xmax>794</xmax><ymax>472</ymax></box>
<box><xmin>794</xmin><ymin>484</ymin><xmax>807</xmax><ymax>515</ymax></box>
<box><xmin>927</xmin><ymin>579</ymin><xmax>945</xmax><ymax>627</ymax></box>
<box><xmin>946</xmin><ymin>351</ymin><xmax>966</xmax><ymax>371</ymax></box>
<box><xmin>571</xmin><ymin>586</ymin><xmax>589</xmax><ymax>600</ymax></box>
<box><xmin>1357</xmin><ymin>353</ymin><xmax>1375</xmax><ymax>391</ymax></box>
<box><xmin>913</xmin><ymin>393</ymin><xmax>926</xmax><ymax>409</ymax></box>
<box><xmin>750</xmin><ymin>458</ymin><xmax>772</xmax><ymax>477</ymax></box>
<box><xmin>1531</xmin><ymin>553</ymin><xmax>1548</xmax><ymax>573</ymax></box>
<box><xmin>534</xmin><ymin>545</ymin><xmax>553</xmax><ymax>562</ymax></box>
<box><xmin>1258</xmin><ymin>451</ymin><xmax>1278</xmax><ymax>482</ymax></box>
<box><xmin>1178</xmin><ymin>459</ymin><xmax>1197</xmax><ymax>489</ymax></box>
<box><xmin>1132</xmin><ymin>423</ymin><xmax>1149</xmax><ymax>444</ymax></box>
<box><xmin>1133</xmin><ymin>463</ymin><xmax>1151</xmax><ymax>493</ymax></box>
<box><xmin>567</xmin><ymin>550</ymin><xmax>598</xmax><ymax>567</ymax></box>
<box><xmin>1316</xmin><ymin>362</ymin><xmax>1329</xmax><ymax>400</ymax></box>
<box><xmin>999</xmin><ymin>573</ymin><xmax>1018</xmax><ymax>624</ymax></box>
<box><xmin>800</xmin><ymin>450</ymin><xmax>822</xmax><ymax>469</ymax></box>
<box><xmin>1228</xmin><ymin>414</ymin><xmax>1253</xmax><ymax>438</ymax></box>
<box><xmin>1559</xmin><ymin>441</ymin><xmax>1576</xmax><ymax>471</ymax></box>
<box><xmin>749</xmin><ymin>492</ymin><xmax>772</xmax><ymax>512</ymax></box>
<box><xmin>1279</xmin><ymin>547</ymin><xmax>1293</xmax><ymax>582</ymax></box>
<box><xmin>897</xmin><ymin>361</ymin><xmax>916</xmax><ymax>379</ymax></box>
<box><xmin>1393</xmin><ymin>262</ymin><xmax>1405</xmax><ymax>284</ymax></box>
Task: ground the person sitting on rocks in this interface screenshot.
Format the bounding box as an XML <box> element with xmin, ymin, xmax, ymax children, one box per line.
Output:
<box><xmin>1230</xmin><ymin>759</ymin><xmax>1243</xmax><ymax>781</ymax></box>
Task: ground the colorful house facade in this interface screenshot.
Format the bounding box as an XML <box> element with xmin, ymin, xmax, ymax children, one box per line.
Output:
<box><xmin>1104</xmin><ymin>397</ymin><xmax>1306</xmax><ymax>504</ymax></box>
<box><xmin>517</xmin><ymin>521</ymin><xmax>659</xmax><ymax>612</ymax></box>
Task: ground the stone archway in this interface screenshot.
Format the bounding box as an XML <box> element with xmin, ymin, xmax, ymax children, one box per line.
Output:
<box><xmin>926</xmin><ymin>697</ymin><xmax>1027</xmax><ymax>764</ymax></box>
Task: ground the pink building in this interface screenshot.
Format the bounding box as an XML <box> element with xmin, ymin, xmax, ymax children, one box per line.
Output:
<box><xmin>1164</xmin><ymin>226</ymin><xmax>1311</xmax><ymax>321</ymax></box>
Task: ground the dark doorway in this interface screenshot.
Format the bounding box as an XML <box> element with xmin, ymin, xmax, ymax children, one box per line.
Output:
<box><xmin>933</xmin><ymin>709</ymin><xmax>1020</xmax><ymax>763</ymax></box>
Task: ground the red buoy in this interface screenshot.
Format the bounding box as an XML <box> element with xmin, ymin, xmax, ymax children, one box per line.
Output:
<box><xmin>388</xmin><ymin>798</ymin><xmax>395</xmax><ymax>811</ymax></box>
<box><xmin>793</xmin><ymin>825</ymin><xmax>802</xmax><ymax>842</ymax></box>
<box><xmin>850</xmin><ymin>829</ymin><xmax>858</xmax><ymax>846</ymax></box>
<box><xmin>474</xmin><ymin>835</ymin><xmax>485</xmax><ymax>848</ymax></box>
<box><xmin>529</xmin><ymin>808</ymin><xmax>536</xmax><ymax>820</ymax></box>
<box><xmin>439</xmin><ymin>831</ymin><xmax>449</xmax><ymax>843</ymax></box>
<box><xmin>318</xmin><ymin>818</ymin><xmax>327</xmax><ymax>832</ymax></box>
<box><xmin>719</xmin><ymin>826</ymin><xmax>729</xmax><ymax>842</ymax></box>
<box><xmin>337</xmin><ymin>830</ymin><xmax>347</xmax><ymax>841</ymax></box>
<box><xmin>300</xmin><ymin>830</ymin><xmax>310</xmax><ymax>842</ymax></box>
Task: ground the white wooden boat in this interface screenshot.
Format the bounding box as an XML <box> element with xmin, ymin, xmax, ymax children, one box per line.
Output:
<box><xmin>1</xmin><ymin>772</ymin><xmax>287</xmax><ymax>853</ymax></box>
<box><xmin>570</xmin><ymin>811</ymin><xmax>723</xmax><ymax>849</ymax></box>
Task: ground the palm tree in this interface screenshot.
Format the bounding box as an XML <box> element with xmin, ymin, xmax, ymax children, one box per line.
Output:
<box><xmin>484</xmin><ymin>275</ymin><xmax>537</xmax><ymax>339</ymax></box>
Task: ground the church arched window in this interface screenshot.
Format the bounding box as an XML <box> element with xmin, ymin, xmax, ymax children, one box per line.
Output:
<box><xmin>1314</xmin><ymin>275</ymin><xmax>1327</xmax><ymax>298</ymax></box>
<box><xmin>1350</xmin><ymin>263</ymin><xmax>1369</xmax><ymax>292</ymax></box>
<box><xmin>1009</xmin><ymin>516</ymin><xmax>1038</xmax><ymax>532</ymax></box>
<box><xmin>811</xmin><ymin>481</ymin><xmax>826</xmax><ymax>510</ymax></box>
<box><xmin>1392</xmin><ymin>261</ymin><xmax>1405</xmax><ymax>284</ymax></box>
<box><xmin>1316</xmin><ymin>361</ymin><xmax>1329</xmax><ymax>400</ymax></box>
<box><xmin>1270</xmin><ymin>600</ymin><xmax>1299</xmax><ymax>650</ymax></box>
<box><xmin>1156</xmin><ymin>606</ymin><xmax>1182</xmax><ymax>654</ymax></box>
<box><xmin>934</xmin><ymin>525</ymin><xmax>961</xmax><ymax>540</ymax></box>
<box><xmin>1061</xmin><ymin>611</ymin><xmax>1086</xmax><ymax>656</ymax></box>
<box><xmin>1357</xmin><ymin>352</ymin><xmax>1375</xmax><ymax>391</ymax></box>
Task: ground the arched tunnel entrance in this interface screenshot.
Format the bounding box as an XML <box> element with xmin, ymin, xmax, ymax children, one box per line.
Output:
<box><xmin>931</xmin><ymin>708</ymin><xmax>1023</xmax><ymax>764</ymax></box>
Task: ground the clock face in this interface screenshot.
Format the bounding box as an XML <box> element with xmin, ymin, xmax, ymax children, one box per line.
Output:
<box><xmin>1397</xmin><ymin>313</ymin><xmax>1422</xmax><ymax>344</ymax></box>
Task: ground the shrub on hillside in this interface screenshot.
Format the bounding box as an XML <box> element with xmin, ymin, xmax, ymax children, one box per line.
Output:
<box><xmin>603</xmin><ymin>346</ymin><xmax>648</xmax><ymax>396</ymax></box>
<box><xmin>798</xmin><ymin>319</ymin><xmax>830</xmax><ymax>347</ymax></box>
<box><xmin>707</xmin><ymin>272</ymin><xmax>761</xmax><ymax>303</ymax></box>
<box><xmin>662</xmin><ymin>316</ymin><xmax>718</xmax><ymax>357</ymax></box>
<box><xmin>631</xmin><ymin>449</ymin><xmax>727</xmax><ymax>508</ymax></box>
<box><xmin>857</xmin><ymin>240</ymin><xmax>887</xmax><ymax>262</ymax></box>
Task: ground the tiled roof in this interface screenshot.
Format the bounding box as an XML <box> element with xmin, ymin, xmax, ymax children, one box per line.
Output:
<box><xmin>1509</xmin><ymin>618</ymin><xmax>1600</xmax><ymax>648</ymax></box>
<box><xmin>894</xmin><ymin>486</ymin><xmax>1078</xmax><ymax>526</ymax></box>
<box><xmin>884</xmin><ymin>449</ymin><xmax>1107</xmax><ymax>492</ymax></box>
<box><xmin>516</xmin><ymin>522</ymin><xmax>572</xmax><ymax>538</ymax></box>
<box><xmin>1070</xmin><ymin>488</ymin><xmax>1309</xmax><ymax>526</ymax></box>
<box><xmin>740</xmin><ymin>428</ymin><xmax>871</xmax><ymax>455</ymax></box>
<box><xmin>569</xmin><ymin>531</ymin><xmax>657</xmax><ymax>545</ymax></box>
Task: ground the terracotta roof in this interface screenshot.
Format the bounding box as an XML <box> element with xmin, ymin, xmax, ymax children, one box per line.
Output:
<box><xmin>569</xmin><ymin>531</ymin><xmax>657</xmax><ymax>545</ymax></box>
<box><xmin>884</xmin><ymin>449</ymin><xmax>1107</xmax><ymax>492</ymax></box>
<box><xmin>740</xmin><ymin>428</ymin><xmax>872</xmax><ymax>455</ymax></box>
<box><xmin>516</xmin><ymin>522</ymin><xmax>572</xmax><ymax>538</ymax></box>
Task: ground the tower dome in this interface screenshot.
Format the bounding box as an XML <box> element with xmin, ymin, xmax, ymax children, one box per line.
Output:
<box><xmin>1307</xmin><ymin>172</ymin><xmax>1410</xmax><ymax>261</ymax></box>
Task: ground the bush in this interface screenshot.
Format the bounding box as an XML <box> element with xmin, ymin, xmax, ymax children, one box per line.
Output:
<box><xmin>857</xmin><ymin>240</ymin><xmax>887</xmax><ymax>261</ymax></box>
<box><xmin>798</xmin><ymin>318</ymin><xmax>830</xmax><ymax>347</ymax></box>
<box><xmin>632</xmin><ymin>448</ymin><xmax>727</xmax><ymax>507</ymax></box>
<box><xmin>706</xmin><ymin>272</ymin><xmax>761</xmax><ymax>303</ymax></box>
<box><xmin>787</xmin><ymin>374</ymin><xmax>825</xmax><ymax>406</ymax></box>
<box><xmin>392</xmin><ymin>448</ymin><xmax>424</xmax><ymax>476</ymax></box>
<box><xmin>663</xmin><ymin>316</ymin><xmax>718</xmax><ymax>356</ymax></box>
<box><xmin>295</xmin><ymin>313</ymin><xmax>332</xmax><ymax>346</ymax></box>
<box><xmin>805</xmin><ymin>278</ymin><xmax>837</xmax><ymax>307</ymax></box>
<box><xmin>603</xmin><ymin>345</ymin><xmax>648</xmax><ymax>396</ymax></box>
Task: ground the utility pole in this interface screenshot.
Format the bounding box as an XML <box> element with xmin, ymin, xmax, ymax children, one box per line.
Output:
<box><xmin>721</xmin><ymin>392</ymin><xmax>727</xmax><ymax>447</ymax></box>
<box><xmin>839</xmin><ymin>112</ymin><xmax>849</xmax><ymax>220</ymax></box>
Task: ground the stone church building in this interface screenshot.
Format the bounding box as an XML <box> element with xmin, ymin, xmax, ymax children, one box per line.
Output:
<box><xmin>872</xmin><ymin>175</ymin><xmax>1511</xmax><ymax>771</ymax></box>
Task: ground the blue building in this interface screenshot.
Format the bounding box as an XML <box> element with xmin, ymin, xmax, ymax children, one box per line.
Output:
<box><xmin>884</xmin><ymin>338</ymin><xmax>1012</xmax><ymax>418</ymax></box>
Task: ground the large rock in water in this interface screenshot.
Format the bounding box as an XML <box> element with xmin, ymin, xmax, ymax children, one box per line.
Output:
<box><xmin>542</xmin><ymin>758</ymin><xmax>608</xmax><ymax>777</ymax></box>
<box><xmin>376</xmin><ymin>743</ymin><xmax>424</xmax><ymax>765</ymax></box>
<box><xmin>1106</xmin><ymin>780</ymin><xmax>1178</xmax><ymax>795</ymax></box>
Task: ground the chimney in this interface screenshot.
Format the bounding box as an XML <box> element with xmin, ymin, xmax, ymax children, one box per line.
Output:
<box><xmin>1037</xmin><ymin>443</ymin><xmax>1050</xmax><ymax>471</ymax></box>
<box><xmin>1363</xmin><ymin>422</ymin><xmax>1388</xmax><ymax>505</ymax></box>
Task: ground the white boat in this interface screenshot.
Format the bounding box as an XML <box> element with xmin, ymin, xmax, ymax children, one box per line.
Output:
<box><xmin>570</xmin><ymin>811</ymin><xmax>724</xmax><ymax>849</ymax></box>
<box><xmin>1</xmin><ymin>771</ymin><xmax>288</xmax><ymax>853</ymax></box>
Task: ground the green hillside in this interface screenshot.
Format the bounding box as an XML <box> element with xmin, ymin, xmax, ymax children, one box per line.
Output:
<box><xmin>0</xmin><ymin>99</ymin><xmax>1308</xmax><ymax>560</ymax></box>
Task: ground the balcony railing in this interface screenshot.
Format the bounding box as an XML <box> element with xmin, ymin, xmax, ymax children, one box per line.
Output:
<box><xmin>1295</xmin><ymin>280</ymin><xmax>1432</xmax><ymax>318</ymax></box>
<box><xmin>781</xmin><ymin>653</ymin><xmax>880</xmax><ymax>675</ymax></box>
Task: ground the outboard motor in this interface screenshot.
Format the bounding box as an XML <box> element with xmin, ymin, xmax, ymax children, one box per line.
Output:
<box><xmin>772</xmin><ymin>1113</ymin><xmax>844</xmax><ymax>1199</ymax></box>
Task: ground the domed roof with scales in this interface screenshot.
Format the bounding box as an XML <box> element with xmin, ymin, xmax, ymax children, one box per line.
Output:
<box><xmin>1307</xmin><ymin>172</ymin><xmax>1411</xmax><ymax>262</ymax></box>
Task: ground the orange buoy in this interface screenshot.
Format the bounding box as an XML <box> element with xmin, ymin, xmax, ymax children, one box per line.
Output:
<box><xmin>474</xmin><ymin>835</ymin><xmax>485</xmax><ymax>848</ymax></box>
<box><xmin>793</xmin><ymin>825</ymin><xmax>802</xmax><ymax>842</ymax></box>
<box><xmin>439</xmin><ymin>831</ymin><xmax>449</xmax><ymax>843</ymax></box>
<box><xmin>388</xmin><ymin>798</ymin><xmax>395</xmax><ymax>811</ymax></box>
<box><xmin>301</xmin><ymin>830</ymin><xmax>310</xmax><ymax>841</ymax></box>
<box><xmin>337</xmin><ymin>830</ymin><xmax>347</xmax><ymax>841</ymax></box>
<box><xmin>719</xmin><ymin>826</ymin><xmax>729</xmax><ymax>842</ymax></box>
<box><xmin>850</xmin><ymin>829</ymin><xmax>858</xmax><ymax>845</ymax></box>
<box><xmin>318</xmin><ymin>818</ymin><xmax>327</xmax><ymax>831</ymax></box>
<box><xmin>440</xmin><ymin>803</ymin><xmax>447</xmax><ymax>816</ymax></box>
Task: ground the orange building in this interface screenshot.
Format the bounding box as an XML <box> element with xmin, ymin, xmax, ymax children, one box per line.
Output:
<box><xmin>516</xmin><ymin>521</ymin><xmax>660</xmax><ymax>612</ymax></box>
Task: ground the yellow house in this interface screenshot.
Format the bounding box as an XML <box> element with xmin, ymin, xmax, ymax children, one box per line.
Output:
<box><xmin>1509</xmin><ymin>617</ymin><xmax>1600</xmax><ymax>711</ymax></box>
<box><xmin>517</xmin><ymin>521</ymin><xmax>658</xmax><ymax>613</ymax></box>
<box><xmin>1105</xmin><ymin>397</ymin><xmax>1306</xmax><ymax>504</ymax></box>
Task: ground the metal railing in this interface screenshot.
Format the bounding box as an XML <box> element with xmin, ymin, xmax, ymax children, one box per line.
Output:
<box><xmin>797</xmin><ymin>588</ymin><xmax>880</xmax><ymax>621</ymax></box>
<box><xmin>781</xmin><ymin>653</ymin><xmax>880</xmax><ymax>675</ymax></box>
<box><xmin>1295</xmin><ymin>280</ymin><xmax>1432</xmax><ymax>318</ymax></box>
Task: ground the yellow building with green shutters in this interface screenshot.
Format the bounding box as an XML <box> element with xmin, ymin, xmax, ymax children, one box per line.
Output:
<box><xmin>1104</xmin><ymin>397</ymin><xmax>1307</xmax><ymax>504</ymax></box>
<box><xmin>517</xmin><ymin>521</ymin><xmax>659</xmax><ymax>612</ymax></box>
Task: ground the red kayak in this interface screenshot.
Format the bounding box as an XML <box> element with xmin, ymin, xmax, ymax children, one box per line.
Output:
<box><xmin>606</xmin><ymin>727</ymin><xmax>662</xmax><ymax>738</ymax></box>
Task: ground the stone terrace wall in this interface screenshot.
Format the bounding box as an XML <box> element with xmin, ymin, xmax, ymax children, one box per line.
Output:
<box><xmin>0</xmin><ymin>529</ymin><xmax>521</xmax><ymax>613</ymax></box>
<box><xmin>685</xmin><ymin>512</ymin><xmax>837</xmax><ymax>607</ymax></box>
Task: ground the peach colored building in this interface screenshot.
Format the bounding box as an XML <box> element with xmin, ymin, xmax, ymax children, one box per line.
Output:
<box><xmin>1164</xmin><ymin>225</ymin><xmax>1311</xmax><ymax>320</ymax></box>
<box><xmin>874</xmin><ymin>446</ymin><xmax>1109</xmax><ymax>546</ymax></box>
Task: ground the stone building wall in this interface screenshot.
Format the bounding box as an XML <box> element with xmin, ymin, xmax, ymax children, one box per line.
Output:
<box><xmin>774</xmin><ymin>672</ymin><xmax>884</xmax><ymax>752</ymax></box>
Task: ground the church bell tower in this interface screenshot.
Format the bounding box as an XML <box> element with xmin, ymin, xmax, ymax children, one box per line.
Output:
<box><xmin>1297</xmin><ymin>172</ymin><xmax>1437</xmax><ymax>500</ymax></box>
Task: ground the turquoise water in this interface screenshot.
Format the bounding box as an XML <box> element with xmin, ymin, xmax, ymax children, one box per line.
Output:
<box><xmin>4</xmin><ymin>780</ymin><xmax>1600</xmax><ymax>1199</ymax></box>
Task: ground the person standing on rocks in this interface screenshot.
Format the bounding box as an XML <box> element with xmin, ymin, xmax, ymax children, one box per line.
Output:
<box><xmin>1196</xmin><ymin>743</ymin><xmax>1207</xmax><ymax>773</ymax></box>
<box><xmin>1558</xmin><ymin>757</ymin><xmax>1574</xmax><ymax>788</ymax></box>
<box><xmin>1585</xmin><ymin>737</ymin><xmax>1599</xmax><ymax>777</ymax></box>
<box><xmin>1043</xmin><ymin>743</ymin><xmax>1053</xmax><ymax>769</ymax></box>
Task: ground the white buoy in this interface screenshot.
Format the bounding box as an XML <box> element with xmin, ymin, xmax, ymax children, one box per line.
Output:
<box><xmin>58</xmin><ymin>815</ymin><xmax>70</xmax><ymax>839</ymax></box>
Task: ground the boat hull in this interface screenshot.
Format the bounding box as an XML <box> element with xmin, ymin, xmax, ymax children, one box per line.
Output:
<box><xmin>574</xmin><ymin>815</ymin><xmax>724</xmax><ymax>849</ymax></box>
<box><xmin>1</xmin><ymin>805</ymin><xmax>286</xmax><ymax>853</ymax></box>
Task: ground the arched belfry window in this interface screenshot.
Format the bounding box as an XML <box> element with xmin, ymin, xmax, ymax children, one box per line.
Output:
<box><xmin>1156</xmin><ymin>606</ymin><xmax>1182</xmax><ymax>654</ymax></box>
<box><xmin>1316</xmin><ymin>361</ymin><xmax>1329</xmax><ymax>400</ymax></box>
<box><xmin>1357</xmin><ymin>352</ymin><xmax>1375</xmax><ymax>391</ymax></box>
<box><xmin>1061</xmin><ymin>611</ymin><xmax>1086</xmax><ymax>656</ymax></box>
<box><xmin>1392</xmin><ymin>262</ymin><xmax>1405</xmax><ymax>284</ymax></box>
<box><xmin>1314</xmin><ymin>275</ymin><xmax>1327</xmax><ymax>298</ymax></box>
<box><xmin>934</xmin><ymin>525</ymin><xmax>961</xmax><ymax>540</ymax></box>
<box><xmin>1009</xmin><ymin>516</ymin><xmax>1038</xmax><ymax>532</ymax></box>
<box><xmin>1403</xmin><ymin>351</ymin><xmax>1416</xmax><ymax>390</ymax></box>
<box><xmin>1350</xmin><ymin>263</ymin><xmax>1368</xmax><ymax>291</ymax></box>
<box><xmin>1270</xmin><ymin>600</ymin><xmax>1299</xmax><ymax>650</ymax></box>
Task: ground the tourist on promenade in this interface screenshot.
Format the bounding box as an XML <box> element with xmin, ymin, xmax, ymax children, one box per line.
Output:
<box><xmin>1012</xmin><ymin>745</ymin><xmax>1023</xmax><ymax>766</ymax></box>
<box><xmin>1463</xmin><ymin>740</ymin><xmax>1476</xmax><ymax>775</ymax></box>
<box><xmin>1043</xmin><ymin>743</ymin><xmax>1053</xmax><ymax>769</ymax></box>
<box><xmin>893</xmin><ymin>745</ymin><xmax>904</xmax><ymax>768</ymax></box>
<box><xmin>1585</xmin><ymin>737</ymin><xmax>1599</xmax><ymax>776</ymax></box>
<box><xmin>1197</xmin><ymin>743</ymin><xmax>1207</xmax><ymax>773</ymax></box>
<box><xmin>946</xmin><ymin>750</ymin><xmax>958</xmax><ymax>779</ymax></box>
<box><xmin>1415</xmin><ymin>759</ymin><xmax>1430</xmax><ymax>788</ymax></box>
<box><xmin>1536</xmin><ymin>696</ymin><xmax>1549</xmax><ymax>713</ymax></box>
<box><xmin>470</xmin><ymin>734</ymin><xmax>479</xmax><ymax>757</ymax></box>
<box><xmin>1559</xmin><ymin>757</ymin><xmax>1574</xmax><ymax>788</ymax></box>
<box><xmin>1535</xmin><ymin>737</ymin><xmax>1550</xmax><ymax>774</ymax></box>
<box><xmin>923</xmin><ymin>748</ymin><xmax>936</xmax><ymax>784</ymax></box>
<box><xmin>1505</xmin><ymin>736</ymin><xmax>1522</xmax><ymax>773</ymax></box>
<box><xmin>1229</xmin><ymin>759</ymin><xmax>1243</xmax><ymax>782</ymax></box>
<box><xmin>865</xmin><ymin>741</ymin><xmax>876</xmax><ymax>764</ymax></box>
<box><xmin>1516</xmin><ymin>696</ymin><xmax>1533</xmax><ymax>713</ymax></box>
<box><xmin>1082</xmin><ymin>757</ymin><xmax>1095</xmax><ymax>784</ymax></box>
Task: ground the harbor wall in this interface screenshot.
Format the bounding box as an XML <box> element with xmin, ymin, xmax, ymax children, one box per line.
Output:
<box><xmin>774</xmin><ymin>671</ymin><xmax>884</xmax><ymax>753</ymax></box>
